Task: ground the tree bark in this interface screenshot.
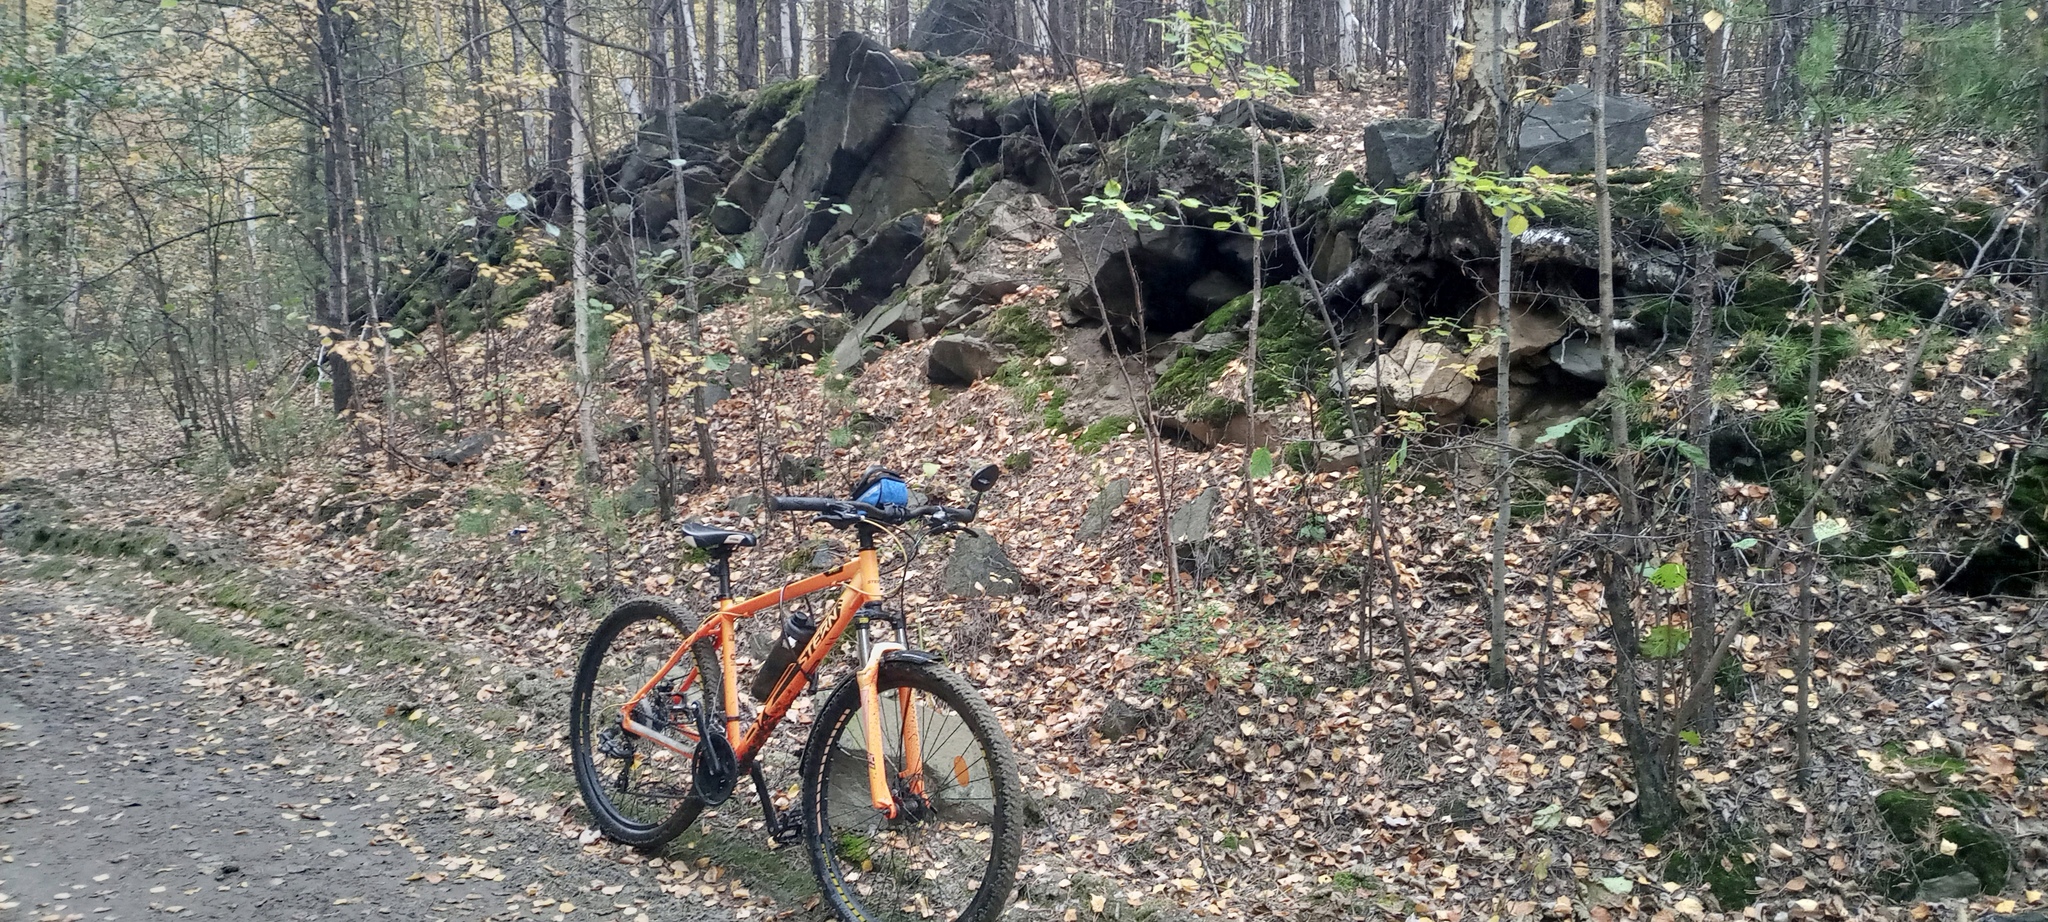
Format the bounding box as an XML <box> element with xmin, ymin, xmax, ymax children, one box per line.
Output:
<box><xmin>737</xmin><ymin>0</ymin><xmax>760</xmax><ymax>89</ymax></box>
<box><xmin>1685</xmin><ymin>10</ymin><xmax>1724</xmax><ymax>734</ymax></box>
<box><xmin>567</xmin><ymin>0</ymin><xmax>599</xmax><ymax>470</ymax></box>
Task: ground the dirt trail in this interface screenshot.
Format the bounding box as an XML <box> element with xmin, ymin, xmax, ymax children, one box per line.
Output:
<box><xmin>0</xmin><ymin>581</ymin><xmax>733</xmax><ymax>922</ymax></box>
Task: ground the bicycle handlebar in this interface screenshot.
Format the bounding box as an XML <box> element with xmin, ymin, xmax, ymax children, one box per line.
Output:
<box><xmin>769</xmin><ymin>495</ymin><xmax>977</xmax><ymax>527</ymax></box>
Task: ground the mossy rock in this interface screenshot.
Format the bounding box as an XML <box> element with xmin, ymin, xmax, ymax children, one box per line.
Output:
<box><xmin>986</xmin><ymin>302</ymin><xmax>1054</xmax><ymax>358</ymax></box>
<box><xmin>1940</xmin><ymin>821</ymin><xmax>2010</xmax><ymax>892</ymax></box>
<box><xmin>1726</xmin><ymin>273</ymin><xmax>1801</xmax><ymax>334</ymax></box>
<box><xmin>488</xmin><ymin>276</ymin><xmax>546</xmax><ymax>315</ymax></box>
<box><xmin>1876</xmin><ymin>789</ymin><xmax>1937</xmax><ymax>842</ymax></box>
<box><xmin>1072</xmin><ymin>415</ymin><xmax>1135</xmax><ymax>454</ymax></box>
<box><xmin>1664</xmin><ymin>838</ymin><xmax>1761</xmax><ymax>911</ymax></box>
<box><xmin>535</xmin><ymin>244</ymin><xmax>571</xmax><ymax>277</ymax></box>
<box><xmin>1156</xmin><ymin>284</ymin><xmax>1329</xmax><ymax>415</ymax></box>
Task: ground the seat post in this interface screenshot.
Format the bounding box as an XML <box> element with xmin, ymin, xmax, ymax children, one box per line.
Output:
<box><xmin>707</xmin><ymin>553</ymin><xmax>733</xmax><ymax>600</ymax></box>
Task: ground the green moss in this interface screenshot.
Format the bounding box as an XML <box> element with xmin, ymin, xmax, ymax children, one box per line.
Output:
<box><xmin>747</xmin><ymin>77</ymin><xmax>815</xmax><ymax>124</ymax></box>
<box><xmin>1152</xmin><ymin>349</ymin><xmax>1236</xmax><ymax>413</ymax></box>
<box><xmin>1282</xmin><ymin>440</ymin><xmax>1320</xmax><ymax>473</ymax></box>
<box><xmin>1877</xmin><ymin>789</ymin><xmax>1937</xmax><ymax>842</ymax></box>
<box><xmin>1002</xmin><ymin>450</ymin><xmax>1034</xmax><ymax>474</ymax></box>
<box><xmin>1155</xmin><ymin>285</ymin><xmax>1329</xmax><ymax>420</ymax></box>
<box><xmin>1726</xmin><ymin>273</ymin><xmax>1801</xmax><ymax>333</ymax></box>
<box><xmin>1072</xmin><ymin>415</ymin><xmax>1135</xmax><ymax>454</ymax></box>
<box><xmin>487</xmin><ymin>275</ymin><xmax>543</xmax><ymax>315</ymax></box>
<box><xmin>987</xmin><ymin>302</ymin><xmax>1054</xmax><ymax>358</ymax></box>
<box><xmin>1942</xmin><ymin>821</ymin><xmax>2010</xmax><ymax>891</ymax></box>
<box><xmin>1664</xmin><ymin>839</ymin><xmax>1760</xmax><ymax>911</ymax></box>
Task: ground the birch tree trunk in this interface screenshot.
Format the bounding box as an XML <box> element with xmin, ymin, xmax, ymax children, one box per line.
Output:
<box><xmin>567</xmin><ymin>0</ymin><xmax>600</xmax><ymax>470</ymax></box>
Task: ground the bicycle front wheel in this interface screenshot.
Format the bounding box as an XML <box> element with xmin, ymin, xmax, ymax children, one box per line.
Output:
<box><xmin>568</xmin><ymin>597</ymin><xmax>723</xmax><ymax>849</ymax></box>
<box><xmin>799</xmin><ymin>658</ymin><xmax>1022</xmax><ymax>922</ymax></box>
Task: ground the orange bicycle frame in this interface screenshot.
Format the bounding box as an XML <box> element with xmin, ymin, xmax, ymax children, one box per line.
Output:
<box><xmin>616</xmin><ymin>545</ymin><xmax>926</xmax><ymax>817</ymax></box>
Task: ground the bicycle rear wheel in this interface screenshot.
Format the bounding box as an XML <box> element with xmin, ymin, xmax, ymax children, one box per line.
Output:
<box><xmin>568</xmin><ymin>597</ymin><xmax>723</xmax><ymax>849</ymax></box>
<box><xmin>799</xmin><ymin>658</ymin><xmax>1022</xmax><ymax>922</ymax></box>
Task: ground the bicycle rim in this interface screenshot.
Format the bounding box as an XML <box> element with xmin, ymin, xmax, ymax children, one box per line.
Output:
<box><xmin>571</xmin><ymin>602</ymin><xmax>712</xmax><ymax>841</ymax></box>
<box><xmin>806</xmin><ymin>664</ymin><xmax>1018</xmax><ymax>922</ymax></box>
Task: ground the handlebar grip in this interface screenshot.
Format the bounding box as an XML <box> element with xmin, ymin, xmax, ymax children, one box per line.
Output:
<box><xmin>770</xmin><ymin>496</ymin><xmax>841</xmax><ymax>513</ymax></box>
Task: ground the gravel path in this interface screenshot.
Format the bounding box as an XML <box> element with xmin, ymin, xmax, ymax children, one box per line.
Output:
<box><xmin>0</xmin><ymin>588</ymin><xmax>734</xmax><ymax>922</ymax></box>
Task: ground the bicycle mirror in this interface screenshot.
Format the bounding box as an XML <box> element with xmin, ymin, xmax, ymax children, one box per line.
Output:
<box><xmin>968</xmin><ymin>464</ymin><xmax>1001</xmax><ymax>493</ymax></box>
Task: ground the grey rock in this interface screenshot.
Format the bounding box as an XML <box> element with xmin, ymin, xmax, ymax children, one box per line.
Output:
<box><xmin>1915</xmin><ymin>870</ymin><xmax>1982</xmax><ymax>901</ymax></box>
<box><xmin>1186</xmin><ymin>272</ymin><xmax>1250</xmax><ymax>316</ymax></box>
<box><xmin>1077</xmin><ymin>479</ymin><xmax>1130</xmax><ymax>540</ymax></box>
<box><xmin>776</xmin><ymin>454</ymin><xmax>824</xmax><ymax>485</ymax></box>
<box><xmin>1548</xmin><ymin>338</ymin><xmax>1606</xmax><ymax>382</ymax></box>
<box><xmin>711</xmin><ymin>119</ymin><xmax>805</xmax><ymax>235</ymax></box>
<box><xmin>726</xmin><ymin>493</ymin><xmax>764</xmax><ymax>517</ymax></box>
<box><xmin>752</xmin><ymin>33</ymin><xmax>919</xmax><ymax>272</ymax></box>
<box><xmin>1517</xmin><ymin>84</ymin><xmax>1654</xmax><ymax>174</ymax></box>
<box><xmin>426</xmin><ymin>432</ymin><xmax>496</xmax><ymax>466</ymax></box>
<box><xmin>1095</xmin><ymin>699</ymin><xmax>1152</xmax><ymax>741</ymax></box>
<box><xmin>746</xmin><ymin>317</ymin><xmax>828</xmax><ymax>369</ymax></box>
<box><xmin>1361</xmin><ymin>119</ymin><xmax>1441</xmax><ymax>188</ymax></box>
<box><xmin>823</xmin><ymin>214</ymin><xmax>928</xmax><ymax>318</ymax></box>
<box><xmin>1352</xmin><ymin>332</ymin><xmax>1475</xmax><ymax>420</ymax></box>
<box><xmin>1312</xmin><ymin>441</ymin><xmax>1362</xmax><ymax>474</ymax></box>
<box><xmin>1169</xmin><ymin>486</ymin><xmax>1220</xmax><ymax>546</ymax></box>
<box><xmin>927</xmin><ymin>334</ymin><xmax>1003</xmax><ymax>386</ymax></box>
<box><xmin>1214</xmin><ymin>99</ymin><xmax>1317</xmax><ymax>132</ymax></box>
<box><xmin>911</xmin><ymin>0</ymin><xmax>1007</xmax><ymax>57</ymax></box>
<box><xmin>941</xmin><ymin>532</ymin><xmax>1023</xmax><ymax>597</ymax></box>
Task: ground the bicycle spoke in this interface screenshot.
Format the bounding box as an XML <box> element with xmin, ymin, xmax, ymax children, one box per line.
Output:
<box><xmin>818</xmin><ymin>677</ymin><xmax>1002</xmax><ymax>922</ymax></box>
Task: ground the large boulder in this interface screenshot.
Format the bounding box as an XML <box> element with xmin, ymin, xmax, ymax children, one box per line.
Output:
<box><xmin>752</xmin><ymin>33</ymin><xmax>920</xmax><ymax>272</ymax></box>
<box><xmin>1214</xmin><ymin>99</ymin><xmax>1317</xmax><ymax>132</ymax></box>
<box><xmin>711</xmin><ymin>119</ymin><xmax>805</xmax><ymax>235</ymax></box>
<box><xmin>1467</xmin><ymin>301</ymin><xmax>1567</xmax><ymax>372</ymax></box>
<box><xmin>911</xmin><ymin>0</ymin><xmax>1005</xmax><ymax>58</ymax></box>
<box><xmin>1517</xmin><ymin>84</ymin><xmax>1654</xmax><ymax>174</ymax></box>
<box><xmin>816</xmin><ymin>75</ymin><xmax>968</xmax><ymax>270</ymax></box>
<box><xmin>927</xmin><ymin>334</ymin><xmax>1003</xmax><ymax>385</ymax></box>
<box><xmin>1351</xmin><ymin>331</ymin><xmax>1476</xmax><ymax>420</ymax></box>
<box><xmin>1057</xmin><ymin>216</ymin><xmax>1208</xmax><ymax>346</ymax></box>
<box><xmin>822</xmin><ymin>215</ymin><xmax>928</xmax><ymax>317</ymax></box>
<box><xmin>1361</xmin><ymin>119</ymin><xmax>1441</xmax><ymax>188</ymax></box>
<box><xmin>941</xmin><ymin>532</ymin><xmax>1023</xmax><ymax>597</ymax></box>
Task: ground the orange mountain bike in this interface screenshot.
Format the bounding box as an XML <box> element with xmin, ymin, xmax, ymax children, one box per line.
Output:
<box><xmin>568</xmin><ymin>464</ymin><xmax>1022</xmax><ymax>922</ymax></box>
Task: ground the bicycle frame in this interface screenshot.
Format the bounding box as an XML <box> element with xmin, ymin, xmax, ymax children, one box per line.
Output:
<box><xmin>616</xmin><ymin>544</ymin><xmax>926</xmax><ymax>818</ymax></box>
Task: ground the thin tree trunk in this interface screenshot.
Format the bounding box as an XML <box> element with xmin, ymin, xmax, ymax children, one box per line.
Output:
<box><xmin>568</xmin><ymin>0</ymin><xmax>600</xmax><ymax>470</ymax></box>
<box><xmin>737</xmin><ymin>0</ymin><xmax>761</xmax><ymax>89</ymax></box>
<box><xmin>1685</xmin><ymin>10</ymin><xmax>1724</xmax><ymax>733</ymax></box>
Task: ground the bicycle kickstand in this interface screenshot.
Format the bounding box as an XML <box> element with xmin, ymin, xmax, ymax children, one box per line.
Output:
<box><xmin>749</xmin><ymin>763</ymin><xmax>804</xmax><ymax>846</ymax></box>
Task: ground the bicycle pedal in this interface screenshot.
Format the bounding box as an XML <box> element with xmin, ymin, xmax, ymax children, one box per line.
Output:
<box><xmin>769</xmin><ymin>811</ymin><xmax>803</xmax><ymax>846</ymax></box>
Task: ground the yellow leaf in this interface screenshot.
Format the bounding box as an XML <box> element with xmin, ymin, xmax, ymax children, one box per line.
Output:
<box><xmin>2019</xmin><ymin>534</ymin><xmax>2032</xmax><ymax>550</ymax></box>
<box><xmin>1091</xmin><ymin>894</ymin><xmax>1107</xmax><ymax>913</ymax></box>
<box><xmin>1533</xmin><ymin>17</ymin><xmax>1564</xmax><ymax>32</ymax></box>
<box><xmin>1703</xmin><ymin>9</ymin><xmax>1725</xmax><ymax>32</ymax></box>
<box><xmin>1507</xmin><ymin>214</ymin><xmax>1530</xmax><ymax>236</ymax></box>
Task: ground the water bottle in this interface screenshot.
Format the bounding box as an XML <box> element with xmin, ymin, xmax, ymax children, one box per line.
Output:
<box><xmin>750</xmin><ymin>610</ymin><xmax>818</xmax><ymax>702</ymax></box>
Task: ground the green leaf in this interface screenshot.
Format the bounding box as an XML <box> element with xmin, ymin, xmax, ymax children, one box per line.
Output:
<box><xmin>1731</xmin><ymin>537</ymin><xmax>1758</xmax><ymax>550</ymax></box>
<box><xmin>496</xmin><ymin>214</ymin><xmax>517</xmax><ymax>229</ymax></box>
<box><xmin>1647</xmin><ymin>561</ymin><xmax>1687</xmax><ymax>590</ymax></box>
<box><xmin>725</xmin><ymin>250</ymin><xmax>747</xmax><ymax>269</ymax></box>
<box><xmin>1679</xmin><ymin>729</ymin><xmax>1702</xmax><ymax>746</ymax></box>
<box><xmin>1812</xmin><ymin>516</ymin><xmax>1850</xmax><ymax>543</ymax></box>
<box><xmin>1103</xmin><ymin>178</ymin><xmax>1123</xmax><ymax>199</ymax></box>
<box><xmin>702</xmin><ymin>353</ymin><xmax>732</xmax><ymax>372</ymax></box>
<box><xmin>1532</xmin><ymin>803</ymin><xmax>1564</xmax><ymax>830</ymax></box>
<box><xmin>1534</xmin><ymin>415</ymin><xmax>1588</xmax><ymax>445</ymax></box>
<box><xmin>1506</xmin><ymin>214</ymin><xmax>1530</xmax><ymax>236</ymax></box>
<box><xmin>1641</xmin><ymin>624</ymin><xmax>1691</xmax><ymax>659</ymax></box>
<box><xmin>504</xmin><ymin>191</ymin><xmax>530</xmax><ymax>211</ymax></box>
<box><xmin>1247</xmin><ymin>447</ymin><xmax>1275</xmax><ymax>479</ymax></box>
<box><xmin>1600</xmin><ymin>877</ymin><xmax>1634</xmax><ymax>895</ymax></box>
<box><xmin>1640</xmin><ymin>435</ymin><xmax>1708</xmax><ymax>467</ymax></box>
<box><xmin>921</xmin><ymin>462</ymin><xmax>941</xmax><ymax>477</ymax></box>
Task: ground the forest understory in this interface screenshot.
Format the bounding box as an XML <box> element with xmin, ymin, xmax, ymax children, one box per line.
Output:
<box><xmin>13</xmin><ymin>0</ymin><xmax>2048</xmax><ymax>919</ymax></box>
